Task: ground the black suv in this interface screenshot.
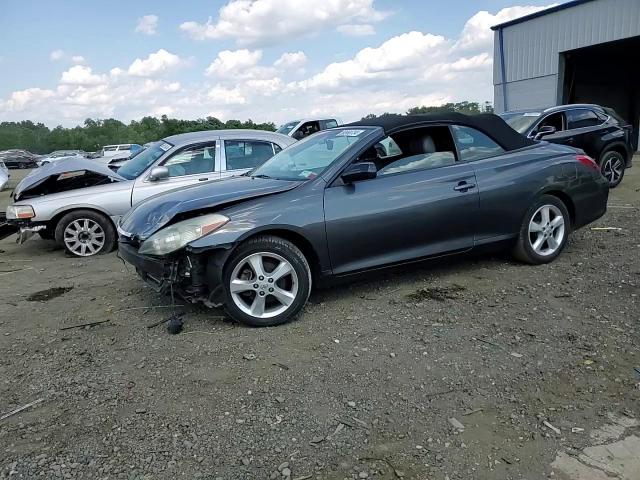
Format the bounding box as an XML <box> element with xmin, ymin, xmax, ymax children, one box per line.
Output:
<box><xmin>500</xmin><ymin>104</ymin><xmax>634</xmax><ymax>187</ymax></box>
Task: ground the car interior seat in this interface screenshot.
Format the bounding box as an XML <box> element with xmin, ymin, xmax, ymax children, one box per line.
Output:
<box><xmin>188</xmin><ymin>151</ymin><xmax>214</xmax><ymax>174</ymax></box>
<box><xmin>379</xmin><ymin>134</ymin><xmax>455</xmax><ymax>175</ymax></box>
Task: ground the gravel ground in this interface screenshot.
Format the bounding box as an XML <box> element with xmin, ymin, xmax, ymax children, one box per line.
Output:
<box><xmin>1</xmin><ymin>161</ymin><xmax>638</xmax><ymax>479</ymax></box>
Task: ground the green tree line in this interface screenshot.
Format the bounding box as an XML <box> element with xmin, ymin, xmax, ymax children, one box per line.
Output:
<box><xmin>0</xmin><ymin>116</ymin><xmax>277</xmax><ymax>154</ymax></box>
<box><xmin>0</xmin><ymin>101</ymin><xmax>493</xmax><ymax>154</ymax></box>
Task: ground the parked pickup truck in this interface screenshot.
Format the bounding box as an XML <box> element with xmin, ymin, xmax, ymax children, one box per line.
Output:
<box><xmin>275</xmin><ymin>118</ymin><xmax>342</xmax><ymax>140</ymax></box>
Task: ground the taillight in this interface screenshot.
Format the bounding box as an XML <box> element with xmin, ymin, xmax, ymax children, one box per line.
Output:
<box><xmin>576</xmin><ymin>154</ymin><xmax>599</xmax><ymax>172</ymax></box>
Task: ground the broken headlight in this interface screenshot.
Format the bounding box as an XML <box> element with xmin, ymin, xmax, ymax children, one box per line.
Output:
<box><xmin>138</xmin><ymin>213</ymin><xmax>229</xmax><ymax>256</ymax></box>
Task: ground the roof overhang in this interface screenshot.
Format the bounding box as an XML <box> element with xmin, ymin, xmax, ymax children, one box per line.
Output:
<box><xmin>491</xmin><ymin>0</ymin><xmax>596</xmax><ymax>30</ymax></box>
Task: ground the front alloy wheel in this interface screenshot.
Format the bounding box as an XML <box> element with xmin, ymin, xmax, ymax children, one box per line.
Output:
<box><xmin>223</xmin><ymin>236</ymin><xmax>311</xmax><ymax>326</ymax></box>
<box><xmin>230</xmin><ymin>252</ymin><xmax>299</xmax><ymax>318</ymax></box>
<box><xmin>54</xmin><ymin>209</ymin><xmax>116</xmax><ymax>257</ymax></box>
<box><xmin>64</xmin><ymin>219</ymin><xmax>105</xmax><ymax>257</ymax></box>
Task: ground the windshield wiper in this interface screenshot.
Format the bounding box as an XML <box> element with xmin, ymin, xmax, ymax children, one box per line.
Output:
<box><xmin>251</xmin><ymin>174</ymin><xmax>272</xmax><ymax>179</ymax></box>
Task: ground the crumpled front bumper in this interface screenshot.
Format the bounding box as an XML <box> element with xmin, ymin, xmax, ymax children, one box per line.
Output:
<box><xmin>118</xmin><ymin>239</ymin><xmax>230</xmax><ymax>307</ymax></box>
<box><xmin>118</xmin><ymin>242</ymin><xmax>174</xmax><ymax>292</ymax></box>
<box><xmin>0</xmin><ymin>214</ymin><xmax>19</xmax><ymax>241</ymax></box>
<box><xmin>1</xmin><ymin>218</ymin><xmax>45</xmax><ymax>243</ymax></box>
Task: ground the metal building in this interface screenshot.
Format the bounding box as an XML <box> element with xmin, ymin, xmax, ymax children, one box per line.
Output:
<box><xmin>492</xmin><ymin>0</ymin><xmax>640</xmax><ymax>148</ymax></box>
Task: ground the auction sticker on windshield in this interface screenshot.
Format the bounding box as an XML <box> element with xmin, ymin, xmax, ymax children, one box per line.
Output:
<box><xmin>336</xmin><ymin>129</ymin><xmax>365</xmax><ymax>137</ymax></box>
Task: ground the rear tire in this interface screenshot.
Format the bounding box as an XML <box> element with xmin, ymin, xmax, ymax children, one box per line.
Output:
<box><xmin>54</xmin><ymin>210</ymin><xmax>116</xmax><ymax>257</ymax></box>
<box><xmin>512</xmin><ymin>195</ymin><xmax>570</xmax><ymax>265</ymax></box>
<box><xmin>599</xmin><ymin>150</ymin><xmax>625</xmax><ymax>188</ymax></box>
<box><xmin>222</xmin><ymin>235</ymin><xmax>312</xmax><ymax>327</ymax></box>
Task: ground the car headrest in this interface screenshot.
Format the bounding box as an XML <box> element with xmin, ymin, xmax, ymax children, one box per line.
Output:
<box><xmin>409</xmin><ymin>135</ymin><xmax>436</xmax><ymax>155</ymax></box>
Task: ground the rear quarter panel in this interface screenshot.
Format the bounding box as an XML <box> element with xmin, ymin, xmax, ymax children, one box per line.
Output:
<box><xmin>472</xmin><ymin>143</ymin><xmax>600</xmax><ymax>242</ymax></box>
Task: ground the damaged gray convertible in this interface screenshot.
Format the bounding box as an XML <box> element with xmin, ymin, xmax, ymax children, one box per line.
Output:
<box><xmin>5</xmin><ymin>130</ymin><xmax>295</xmax><ymax>257</ymax></box>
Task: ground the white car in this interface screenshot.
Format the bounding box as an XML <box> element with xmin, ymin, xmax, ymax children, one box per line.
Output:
<box><xmin>37</xmin><ymin>150</ymin><xmax>85</xmax><ymax>166</ymax></box>
<box><xmin>100</xmin><ymin>144</ymin><xmax>143</xmax><ymax>158</ymax></box>
<box><xmin>7</xmin><ymin>130</ymin><xmax>295</xmax><ymax>257</ymax></box>
<box><xmin>0</xmin><ymin>161</ymin><xmax>9</xmax><ymax>191</ymax></box>
<box><xmin>275</xmin><ymin>118</ymin><xmax>342</xmax><ymax>140</ymax></box>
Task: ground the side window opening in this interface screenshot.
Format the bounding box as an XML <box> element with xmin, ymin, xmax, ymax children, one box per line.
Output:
<box><xmin>225</xmin><ymin>140</ymin><xmax>275</xmax><ymax>170</ymax></box>
<box><xmin>163</xmin><ymin>144</ymin><xmax>216</xmax><ymax>177</ymax></box>
<box><xmin>452</xmin><ymin>126</ymin><xmax>505</xmax><ymax>162</ymax></box>
<box><xmin>321</xmin><ymin>119</ymin><xmax>339</xmax><ymax>130</ymax></box>
<box><xmin>538</xmin><ymin>112</ymin><xmax>564</xmax><ymax>132</ymax></box>
<box><xmin>357</xmin><ymin>126</ymin><xmax>458</xmax><ymax>176</ymax></box>
<box><xmin>567</xmin><ymin>109</ymin><xmax>601</xmax><ymax>129</ymax></box>
<box><xmin>293</xmin><ymin>121</ymin><xmax>321</xmax><ymax>140</ymax></box>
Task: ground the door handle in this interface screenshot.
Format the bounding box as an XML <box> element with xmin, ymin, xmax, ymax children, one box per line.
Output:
<box><xmin>198</xmin><ymin>177</ymin><xmax>209</xmax><ymax>181</ymax></box>
<box><xmin>453</xmin><ymin>181</ymin><xmax>475</xmax><ymax>192</ymax></box>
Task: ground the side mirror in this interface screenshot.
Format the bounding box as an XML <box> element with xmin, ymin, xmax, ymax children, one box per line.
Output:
<box><xmin>341</xmin><ymin>162</ymin><xmax>377</xmax><ymax>183</ymax></box>
<box><xmin>148</xmin><ymin>166</ymin><xmax>169</xmax><ymax>181</ymax></box>
<box><xmin>292</xmin><ymin>130</ymin><xmax>305</xmax><ymax>140</ymax></box>
<box><xmin>534</xmin><ymin>125</ymin><xmax>556</xmax><ymax>140</ymax></box>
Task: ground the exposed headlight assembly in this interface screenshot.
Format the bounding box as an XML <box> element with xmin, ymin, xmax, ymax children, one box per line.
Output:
<box><xmin>139</xmin><ymin>213</ymin><xmax>229</xmax><ymax>256</ymax></box>
<box><xmin>6</xmin><ymin>205</ymin><xmax>35</xmax><ymax>219</ymax></box>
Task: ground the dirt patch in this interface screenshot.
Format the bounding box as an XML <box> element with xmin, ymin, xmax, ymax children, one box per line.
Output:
<box><xmin>406</xmin><ymin>283</ymin><xmax>466</xmax><ymax>301</ymax></box>
<box><xmin>26</xmin><ymin>286</ymin><xmax>73</xmax><ymax>302</ymax></box>
<box><xmin>0</xmin><ymin>161</ymin><xmax>639</xmax><ymax>479</ymax></box>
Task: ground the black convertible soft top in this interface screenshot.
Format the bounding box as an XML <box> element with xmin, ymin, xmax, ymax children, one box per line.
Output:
<box><xmin>344</xmin><ymin>113</ymin><xmax>534</xmax><ymax>151</ymax></box>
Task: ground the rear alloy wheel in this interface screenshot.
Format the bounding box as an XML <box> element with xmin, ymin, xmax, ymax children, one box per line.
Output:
<box><xmin>223</xmin><ymin>236</ymin><xmax>311</xmax><ymax>327</ymax></box>
<box><xmin>55</xmin><ymin>210</ymin><xmax>116</xmax><ymax>257</ymax></box>
<box><xmin>599</xmin><ymin>151</ymin><xmax>625</xmax><ymax>188</ymax></box>
<box><xmin>513</xmin><ymin>195</ymin><xmax>570</xmax><ymax>264</ymax></box>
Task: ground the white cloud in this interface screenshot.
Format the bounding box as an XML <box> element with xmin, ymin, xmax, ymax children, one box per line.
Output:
<box><xmin>207</xmin><ymin>85</ymin><xmax>246</xmax><ymax>105</ymax></box>
<box><xmin>456</xmin><ymin>5</ymin><xmax>554</xmax><ymax>51</ymax></box>
<box><xmin>128</xmin><ymin>49</ymin><xmax>182</xmax><ymax>76</ymax></box>
<box><xmin>298</xmin><ymin>31</ymin><xmax>447</xmax><ymax>92</ymax></box>
<box><xmin>205</xmin><ymin>49</ymin><xmax>263</xmax><ymax>78</ymax></box>
<box><xmin>71</xmin><ymin>55</ymin><xmax>86</xmax><ymax>64</ymax></box>
<box><xmin>135</xmin><ymin>14</ymin><xmax>159</xmax><ymax>35</ymax></box>
<box><xmin>180</xmin><ymin>0</ymin><xmax>389</xmax><ymax>46</ymax></box>
<box><xmin>274</xmin><ymin>51</ymin><xmax>307</xmax><ymax>69</ymax></box>
<box><xmin>50</xmin><ymin>49</ymin><xmax>65</xmax><ymax>61</ymax></box>
<box><xmin>337</xmin><ymin>24</ymin><xmax>375</xmax><ymax>36</ymax></box>
<box><xmin>1</xmin><ymin>88</ymin><xmax>55</xmax><ymax>111</ymax></box>
<box><xmin>60</xmin><ymin>65</ymin><xmax>107</xmax><ymax>86</ymax></box>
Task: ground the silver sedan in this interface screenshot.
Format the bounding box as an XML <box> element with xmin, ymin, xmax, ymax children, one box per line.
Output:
<box><xmin>6</xmin><ymin>129</ymin><xmax>295</xmax><ymax>257</ymax></box>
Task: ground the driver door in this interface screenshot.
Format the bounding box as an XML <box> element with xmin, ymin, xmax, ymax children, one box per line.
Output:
<box><xmin>131</xmin><ymin>141</ymin><xmax>221</xmax><ymax>206</ymax></box>
<box><xmin>323</xmin><ymin>127</ymin><xmax>478</xmax><ymax>275</ymax></box>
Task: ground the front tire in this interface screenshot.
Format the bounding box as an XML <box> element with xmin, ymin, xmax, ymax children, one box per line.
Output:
<box><xmin>512</xmin><ymin>195</ymin><xmax>570</xmax><ymax>264</ymax></box>
<box><xmin>222</xmin><ymin>236</ymin><xmax>311</xmax><ymax>327</ymax></box>
<box><xmin>54</xmin><ymin>210</ymin><xmax>116</xmax><ymax>257</ymax></box>
<box><xmin>599</xmin><ymin>150</ymin><xmax>625</xmax><ymax>188</ymax></box>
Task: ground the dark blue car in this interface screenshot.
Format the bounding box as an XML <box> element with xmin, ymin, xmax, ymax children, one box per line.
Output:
<box><xmin>118</xmin><ymin>113</ymin><xmax>609</xmax><ymax>327</ymax></box>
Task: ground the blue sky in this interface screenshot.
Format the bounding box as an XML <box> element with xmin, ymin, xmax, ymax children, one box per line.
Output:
<box><xmin>0</xmin><ymin>0</ymin><xmax>560</xmax><ymax>126</ymax></box>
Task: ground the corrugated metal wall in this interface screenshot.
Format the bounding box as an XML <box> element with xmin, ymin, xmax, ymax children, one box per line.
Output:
<box><xmin>494</xmin><ymin>0</ymin><xmax>640</xmax><ymax>111</ymax></box>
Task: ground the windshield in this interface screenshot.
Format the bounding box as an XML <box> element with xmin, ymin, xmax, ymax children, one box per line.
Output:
<box><xmin>499</xmin><ymin>112</ymin><xmax>541</xmax><ymax>134</ymax></box>
<box><xmin>275</xmin><ymin>121</ymin><xmax>299</xmax><ymax>135</ymax></box>
<box><xmin>251</xmin><ymin>128</ymin><xmax>371</xmax><ymax>181</ymax></box>
<box><xmin>117</xmin><ymin>141</ymin><xmax>171</xmax><ymax>180</ymax></box>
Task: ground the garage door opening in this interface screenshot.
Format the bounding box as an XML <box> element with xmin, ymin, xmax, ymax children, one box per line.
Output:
<box><xmin>562</xmin><ymin>36</ymin><xmax>640</xmax><ymax>150</ymax></box>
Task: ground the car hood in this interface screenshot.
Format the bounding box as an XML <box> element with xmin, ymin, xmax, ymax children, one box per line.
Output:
<box><xmin>13</xmin><ymin>157</ymin><xmax>124</xmax><ymax>200</ymax></box>
<box><xmin>119</xmin><ymin>175</ymin><xmax>301</xmax><ymax>240</ymax></box>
